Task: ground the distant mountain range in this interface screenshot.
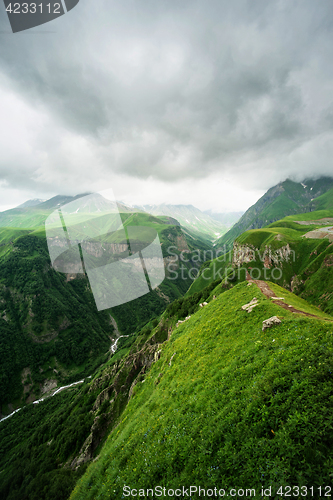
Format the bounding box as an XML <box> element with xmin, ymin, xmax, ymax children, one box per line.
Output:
<box><xmin>9</xmin><ymin>198</ymin><xmax>239</xmax><ymax>241</ymax></box>
<box><xmin>137</xmin><ymin>203</ymin><xmax>230</xmax><ymax>241</ymax></box>
<box><xmin>215</xmin><ymin>177</ymin><xmax>333</xmax><ymax>249</ymax></box>
<box><xmin>8</xmin><ymin>177</ymin><xmax>333</xmax><ymax>248</ymax></box>
<box><xmin>203</xmin><ymin>210</ymin><xmax>244</xmax><ymax>228</ymax></box>
<box><xmin>2</xmin><ymin>177</ymin><xmax>333</xmax><ymax>500</ymax></box>
<box><xmin>17</xmin><ymin>198</ymin><xmax>46</xmax><ymax>208</ymax></box>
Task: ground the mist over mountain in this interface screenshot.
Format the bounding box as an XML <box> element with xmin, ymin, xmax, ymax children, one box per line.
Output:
<box><xmin>17</xmin><ymin>199</ymin><xmax>46</xmax><ymax>209</ymax></box>
<box><xmin>1</xmin><ymin>176</ymin><xmax>333</xmax><ymax>499</ymax></box>
<box><xmin>2</xmin><ymin>1</ymin><xmax>333</xmax><ymax>497</ymax></box>
<box><xmin>137</xmin><ymin>203</ymin><xmax>228</xmax><ymax>241</ymax></box>
<box><xmin>203</xmin><ymin>210</ymin><xmax>244</xmax><ymax>228</ymax></box>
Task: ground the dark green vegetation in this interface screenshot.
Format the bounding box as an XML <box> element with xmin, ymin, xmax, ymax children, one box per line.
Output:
<box><xmin>0</xmin><ymin>232</ymin><xmax>113</xmax><ymax>413</ymax></box>
<box><xmin>0</xmin><ymin>196</ymin><xmax>213</xmax><ymax>413</ymax></box>
<box><xmin>0</xmin><ymin>283</ymin><xmax>218</xmax><ymax>500</ymax></box>
<box><xmin>215</xmin><ymin>177</ymin><xmax>333</xmax><ymax>250</ymax></box>
<box><xmin>0</xmin><ymin>388</ymin><xmax>91</xmax><ymax>500</ymax></box>
<box><xmin>1</xmin><ymin>183</ymin><xmax>333</xmax><ymax>499</ymax></box>
<box><xmin>70</xmin><ymin>282</ymin><xmax>333</xmax><ymax>499</ymax></box>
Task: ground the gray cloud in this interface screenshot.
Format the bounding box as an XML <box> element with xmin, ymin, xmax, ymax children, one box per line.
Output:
<box><xmin>0</xmin><ymin>0</ymin><xmax>333</xmax><ymax>205</ymax></box>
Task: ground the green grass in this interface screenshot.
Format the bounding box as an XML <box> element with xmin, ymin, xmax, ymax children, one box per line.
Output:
<box><xmin>266</xmin><ymin>282</ymin><xmax>333</xmax><ymax>321</ymax></box>
<box><xmin>283</xmin><ymin>209</ymin><xmax>333</xmax><ymax>222</ymax></box>
<box><xmin>185</xmin><ymin>251</ymin><xmax>233</xmax><ymax>296</ymax></box>
<box><xmin>70</xmin><ymin>282</ymin><xmax>333</xmax><ymax>498</ymax></box>
<box><xmin>310</xmin><ymin>187</ymin><xmax>333</xmax><ymax>211</ymax></box>
<box><xmin>0</xmin><ymin>208</ymin><xmax>53</xmax><ymax>229</ymax></box>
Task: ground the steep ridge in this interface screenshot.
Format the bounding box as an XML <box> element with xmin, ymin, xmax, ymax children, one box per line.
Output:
<box><xmin>232</xmin><ymin>210</ymin><xmax>333</xmax><ymax>316</ymax></box>
<box><xmin>69</xmin><ymin>281</ymin><xmax>333</xmax><ymax>498</ymax></box>
<box><xmin>2</xmin><ymin>270</ymin><xmax>333</xmax><ymax>499</ymax></box>
<box><xmin>192</xmin><ymin>209</ymin><xmax>333</xmax><ymax>317</ymax></box>
<box><xmin>2</xmin><ymin>190</ymin><xmax>333</xmax><ymax>499</ymax></box>
<box><xmin>215</xmin><ymin>177</ymin><xmax>333</xmax><ymax>250</ymax></box>
<box><xmin>0</xmin><ymin>280</ymin><xmax>219</xmax><ymax>500</ymax></box>
<box><xmin>0</xmin><ymin>208</ymin><xmax>213</xmax><ymax>415</ymax></box>
<box><xmin>246</xmin><ymin>274</ymin><xmax>333</xmax><ymax>320</ymax></box>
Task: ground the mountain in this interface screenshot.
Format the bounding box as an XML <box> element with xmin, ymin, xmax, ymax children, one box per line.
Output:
<box><xmin>138</xmin><ymin>203</ymin><xmax>228</xmax><ymax>241</ymax></box>
<box><xmin>232</xmin><ymin>209</ymin><xmax>333</xmax><ymax>315</ymax></box>
<box><xmin>189</xmin><ymin>208</ymin><xmax>333</xmax><ymax>315</ymax></box>
<box><xmin>0</xmin><ymin>197</ymin><xmax>215</xmax><ymax>414</ymax></box>
<box><xmin>2</xmin><ymin>199</ymin><xmax>333</xmax><ymax>498</ymax></box>
<box><xmin>2</xmin><ymin>190</ymin><xmax>333</xmax><ymax>500</ymax></box>
<box><xmin>71</xmin><ymin>282</ymin><xmax>333</xmax><ymax>498</ymax></box>
<box><xmin>0</xmin><ymin>194</ymin><xmax>91</xmax><ymax>230</ymax></box>
<box><xmin>215</xmin><ymin>177</ymin><xmax>333</xmax><ymax>250</ymax></box>
<box><xmin>203</xmin><ymin>209</ymin><xmax>244</xmax><ymax>228</ymax></box>
<box><xmin>2</xmin><ymin>274</ymin><xmax>333</xmax><ymax>499</ymax></box>
<box><xmin>308</xmin><ymin>185</ymin><xmax>333</xmax><ymax>211</ymax></box>
<box><xmin>17</xmin><ymin>199</ymin><xmax>46</xmax><ymax>208</ymax></box>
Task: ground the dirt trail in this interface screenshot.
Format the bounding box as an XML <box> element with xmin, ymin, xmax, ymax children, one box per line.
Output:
<box><xmin>246</xmin><ymin>273</ymin><xmax>328</xmax><ymax>320</ymax></box>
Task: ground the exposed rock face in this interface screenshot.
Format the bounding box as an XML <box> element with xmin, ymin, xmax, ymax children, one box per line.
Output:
<box><xmin>233</xmin><ymin>243</ymin><xmax>295</xmax><ymax>269</ymax></box>
<box><xmin>241</xmin><ymin>298</ymin><xmax>259</xmax><ymax>313</ymax></box>
<box><xmin>262</xmin><ymin>316</ymin><xmax>281</xmax><ymax>331</ymax></box>
<box><xmin>176</xmin><ymin>316</ymin><xmax>191</xmax><ymax>327</ymax></box>
<box><xmin>291</xmin><ymin>275</ymin><xmax>304</xmax><ymax>293</ymax></box>
<box><xmin>40</xmin><ymin>379</ymin><xmax>58</xmax><ymax>395</ymax></box>
<box><xmin>176</xmin><ymin>235</ymin><xmax>190</xmax><ymax>253</ymax></box>
<box><xmin>71</xmin><ymin>340</ymin><xmax>165</xmax><ymax>469</ymax></box>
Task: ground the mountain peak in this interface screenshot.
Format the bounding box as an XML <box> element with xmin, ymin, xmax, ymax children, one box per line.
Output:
<box><xmin>215</xmin><ymin>176</ymin><xmax>333</xmax><ymax>249</ymax></box>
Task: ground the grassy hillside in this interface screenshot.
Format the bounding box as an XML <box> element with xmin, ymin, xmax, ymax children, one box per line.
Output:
<box><xmin>215</xmin><ymin>177</ymin><xmax>333</xmax><ymax>250</ymax></box>
<box><xmin>185</xmin><ymin>250</ymin><xmax>233</xmax><ymax>296</ymax></box>
<box><xmin>0</xmin><ymin>206</ymin><xmax>215</xmax><ymax>413</ymax></box>
<box><xmin>233</xmin><ymin>210</ymin><xmax>333</xmax><ymax>315</ymax></box>
<box><xmin>0</xmin><ymin>277</ymin><xmax>220</xmax><ymax>500</ymax></box>
<box><xmin>2</xmin><ymin>277</ymin><xmax>331</xmax><ymax>500</ymax></box>
<box><xmin>70</xmin><ymin>281</ymin><xmax>333</xmax><ymax>498</ymax></box>
<box><xmin>191</xmin><ymin>210</ymin><xmax>333</xmax><ymax>316</ymax></box>
<box><xmin>308</xmin><ymin>186</ymin><xmax>333</xmax><ymax>211</ymax></box>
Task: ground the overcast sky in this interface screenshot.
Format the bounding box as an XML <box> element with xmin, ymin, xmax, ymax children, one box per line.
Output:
<box><xmin>0</xmin><ymin>0</ymin><xmax>333</xmax><ymax>212</ymax></box>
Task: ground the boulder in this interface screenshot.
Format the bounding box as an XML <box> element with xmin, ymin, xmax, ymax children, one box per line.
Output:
<box><xmin>241</xmin><ymin>297</ymin><xmax>259</xmax><ymax>313</ymax></box>
<box><xmin>262</xmin><ymin>316</ymin><xmax>281</xmax><ymax>331</ymax></box>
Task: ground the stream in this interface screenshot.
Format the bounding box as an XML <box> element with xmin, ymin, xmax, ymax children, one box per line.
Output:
<box><xmin>0</xmin><ymin>333</ymin><xmax>127</xmax><ymax>424</ymax></box>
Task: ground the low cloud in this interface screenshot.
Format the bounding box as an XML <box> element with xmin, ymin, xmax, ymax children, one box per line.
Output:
<box><xmin>0</xmin><ymin>0</ymin><xmax>333</xmax><ymax>210</ymax></box>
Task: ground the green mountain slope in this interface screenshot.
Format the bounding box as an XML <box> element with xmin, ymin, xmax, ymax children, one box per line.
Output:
<box><xmin>186</xmin><ymin>209</ymin><xmax>333</xmax><ymax>316</ymax></box>
<box><xmin>215</xmin><ymin>177</ymin><xmax>333</xmax><ymax>250</ymax></box>
<box><xmin>2</xmin><ymin>277</ymin><xmax>332</xmax><ymax>500</ymax></box>
<box><xmin>0</xmin><ymin>195</ymin><xmax>90</xmax><ymax>230</ymax></box>
<box><xmin>0</xmin><ymin>232</ymin><xmax>114</xmax><ymax>415</ymax></box>
<box><xmin>308</xmin><ymin>186</ymin><xmax>333</xmax><ymax>211</ymax></box>
<box><xmin>234</xmin><ymin>210</ymin><xmax>333</xmax><ymax>313</ymax></box>
<box><xmin>69</xmin><ymin>281</ymin><xmax>333</xmax><ymax>498</ymax></box>
<box><xmin>0</xmin><ymin>204</ymin><xmax>214</xmax><ymax>414</ymax></box>
<box><xmin>0</xmin><ymin>275</ymin><xmax>220</xmax><ymax>500</ymax></box>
